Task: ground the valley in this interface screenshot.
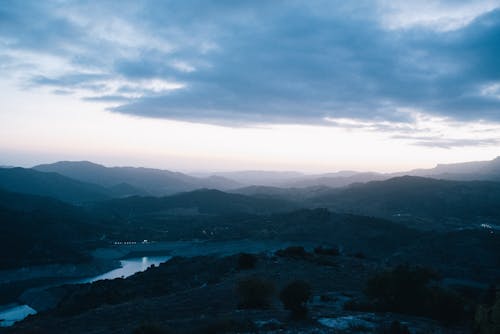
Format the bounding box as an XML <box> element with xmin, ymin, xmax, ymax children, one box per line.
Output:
<box><xmin>1</xmin><ymin>159</ymin><xmax>500</xmax><ymax>333</ymax></box>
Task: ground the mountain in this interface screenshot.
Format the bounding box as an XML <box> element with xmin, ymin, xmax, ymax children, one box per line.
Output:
<box><xmin>285</xmin><ymin>172</ymin><xmax>386</xmax><ymax>188</ymax></box>
<box><xmin>195</xmin><ymin>170</ymin><xmax>305</xmax><ymax>186</ymax></box>
<box><xmin>231</xmin><ymin>185</ymin><xmax>333</xmax><ymax>202</ymax></box>
<box><xmin>93</xmin><ymin>188</ymin><xmax>298</xmax><ymax>216</ymax></box>
<box><xmin>31</xmin><ymin>156</ymin><xmax>500</xmax><ymax>197</ymax></box>
<box><xmin>34</xmin><ymin>161</ymin><xmax>241</xmax><ymax>196</ymax></box>
<box><xmin>310</xmin><ymin>176</ymin><xmax>500</xmax><ymax>224</ymax></box>
<box><xmin>0</xmin><ymin>189</ymin><xmax>98</xmax><ymax>269</ymax></box>
<box><xmin>401</xmin><ymin>156</ymin><xmax>500</xmax><ymax>181</ymax></box>
<box><xmin>0</xmin><ymin>167</ymin><xmax>112</xmax><ymax>203</ymax></box>
<box><xmin>281</xmin><ymin>156</ymin><xmax>500</xmax><ymax>188</ymax></box>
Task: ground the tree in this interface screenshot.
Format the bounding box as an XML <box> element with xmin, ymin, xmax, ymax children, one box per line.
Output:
<box><xmin>365</xmin><ymin>265</ymin><xmax>465</xmax><ymax>323</ymax></box>
<box><xmin>237</xmin><ymin>277</ymin><xmax>275</xmax><ymax>309</ymax></box>
<box><xmin>279</xmin><ymin>280</ymin><xmax>311</xmax><ymax>319</ymax></box>
<box><xmin>475</xmin><ymin>292</ymin><xmax>500</xmax><ymax>334</ymax></box>
<box><xmin>237</xmin><ymin>253</ymin><xmax>257</xmax><ymax>270</ymax></box>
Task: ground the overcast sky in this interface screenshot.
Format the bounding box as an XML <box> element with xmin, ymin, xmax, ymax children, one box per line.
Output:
<box><xmin>1</xmin><ymin>1</ymin><xmax>500</xmax><ymax>172</ymax></box>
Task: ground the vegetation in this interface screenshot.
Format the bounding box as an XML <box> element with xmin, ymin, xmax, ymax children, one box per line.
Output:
<box><xmin>237</xmin><ymin>252</ymin><xmax>258</xmax><ymax>270</ymax></box>
<box><xmin>314</xmin><ymin>245</ymin><xmax>340</xmax><ymax>256</ymax></box>
<box><xmin>279</xmin><ymin>280</ymin><xmax>311</xmax><ymax>319</ymax></box>
<box><xmin>365</xmin><ymin>265</ymin><xmax>467</xmax><ymax>323</ymax></box>
<box><xmin>312</xmin><ymin>176</ymin><xmax>500</xmax><ymax>221</ymax></box>
<box><xmin>0</xmin><ymin>189</ymin><xmax>95</xmax><ymax>269</ymax></box>
<box><xmin>236</xmin><ymin>277</ymin><xmax>275</xmax><ymax>309</ymax></box>
<box><xmin>475</xmin><ymin>291</ymin><xmax>500</xmax><ymax>334</ymax></box>
<box><xmin>132</xmin><ymin>324</ymin><xmax>171</xmax><ymax>334</ymax></box>
<box><xmin>379</xmin><ymin>321</ymin><xmax>410</xmax><ymax>334</ymax></box>
<box><xmin>275</xmin><ymin>246</ymin><xmax>309</xmax><ymax>258</ymax></box>
<box><xmin>4</xmin><ymin>163</ymin><xmax>500</xmax><ymax>333</ymax></box>
<box><xmin>199</xmin><ymin>318</ymin><xmax>256</xmax><ymax>334</ymax></box>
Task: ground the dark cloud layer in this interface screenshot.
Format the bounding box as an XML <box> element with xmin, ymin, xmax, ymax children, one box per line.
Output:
<box><xmin>1</xmin><ymin>1</ymin><xmax>500</xmax><ymax>126</ymax></box>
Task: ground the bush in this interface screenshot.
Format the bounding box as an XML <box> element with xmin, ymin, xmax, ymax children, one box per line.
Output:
<box><xmin>378</xmin><ymin>321</ymin><xmax>410</xmax><ymax>334</ymax></box>
<box><xmin>279</xmin><ymin>280</ymin><xmax>311</xmax><ymax>319</ymax></box>
<box><xmin>314</xmin><ymin>246</ymin><xmax>340</xmax><ymax>256</ymax></box>
<box><xmin>237</xmin><ymin>253</ymin><xmax>257</xmax><ymax>270</ymax></box>
<box><xmin>200</xmin><ymin>318</ymin><xmax>256</xmax><ymax>334</ymax></box>
<box><xmin>365</xmin><ymin>265</ymin><xmax>466</xmax><ymax>323</ymax></box>
<box><xmin>237</xmin><ymin>277</ymin><xmax>275</xmax><ymax>309</ymax></box>
<box><xmin>132</xmin><ymin>324</ymin><xmax>170</xmax><ymax>334</ymax></box>
<box><xmin>275</xmin><ymin>246</ymin><xmax>308</xmax><ymax>258</ymax></box>
<box><xmin>475</xmin><ymin>293</ymin><xmax>500</xmax><ymax>334</ymax></box>
<box><xmin>353</xmin><ymin>252</ymin><xmax>366</xmax><ymax>259</ymax></box>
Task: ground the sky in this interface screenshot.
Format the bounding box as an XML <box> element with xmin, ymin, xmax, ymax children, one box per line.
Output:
<box><xmin>1</xmin><ymin>0</ymin><xmax>500</xmax><ymax>173</ymax></box>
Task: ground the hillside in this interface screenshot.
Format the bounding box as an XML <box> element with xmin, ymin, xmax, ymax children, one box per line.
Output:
<box><xmin>311</xmin><ymin>176</ymin><xmax>500</xmax><ymax>224</ymax></box>
<box><xmin>0</xmin><ymin>189</ymin><xmax>99</xmax><ymax>269</ymax></box>
<box><xmin>34</xmin><ymin>161</ymin><xmax>241</xmax><ymax>196</ymax></box>
<box><xmin>93</xmin><ymin>188</ymin><xmax>298</xmax><ymax>216</ymax></box>
<box><xmin>0</xmin><ymin>167</ymin><xmax>112</xmax><ymax>203</ymax></box>
<box><xmin>406</xmin><ymin>156</ymin><xmax>500</xmax><ymax>181</ymax></box>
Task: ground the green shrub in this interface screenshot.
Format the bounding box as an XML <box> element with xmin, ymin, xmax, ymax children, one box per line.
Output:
<box><xmin>378</xmin><ymin>320</ymin><xmax>410</xmax><ymax>334</ymax></box>
<box><xmin>132</xmin><ymin>323</ymin><xmax>170</xmax><ymax>334</ymax></box>
<box><xmin>275</xmin><ymin>246</ymin><xmax>308</xmax><ymax>258</ymax></box>
<box><xmin>200</xmin><ymin>318</ymin><xmax>256</xmax><ymax>334</ymax></box>
<box><xmin>279</xmin><ymin>280</ymin><xmax>311</xmax><ymax>319</ymax></box>
<box><xmin>237</xmin><ymin>253</ymin><xmax>257</xmax><ymax>270</ymax></box>
<box><xmin>365</xmin><ymin>265</ymin><xmax>466</xmax><ymax>323</ymax></box>
<box><xmin>475</xmin><ymin>293</ymin><xmax>500</xmax><ymax>334</ymax></box>
<box><xmin>237</xmin><ymin>277</ymin><xmax>275</xmax><ymax>309</ymax></box>
<box><xmin>314</xmin><ymin>246</ymin><xmax>340</xmax><ymax>256</ymax></box>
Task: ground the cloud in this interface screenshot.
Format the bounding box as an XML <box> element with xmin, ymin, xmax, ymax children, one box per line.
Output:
<box><xmin>1</xmin><ymin>1</ymin><xmax>500</xmax><ymax>128</ymax></box>
<box><xmin>412</xmin><ymin>137</ymin><xmax>500</xmax><ymax>149</ymax></box>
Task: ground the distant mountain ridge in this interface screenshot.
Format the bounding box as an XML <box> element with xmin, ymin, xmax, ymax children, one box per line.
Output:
<box><xmin>223</xmin><ymin>156</ymin><xmax>500</xmax><ymax>188</ymax></box>
<box><xmin>93</xmin><ymin>188</ymin><xmax>298</xmax><ymax>216</ymax></box>
<box><xmin>0</xmin><ymin>156</ymin><xmax>497</xmax><ymax>206</ymax></box>
<box><xmin>401</xmin><ymin>156</ymin><xmax>500</xmax><ymax>181</ymax></box>
<box><xmin>309</xmin><ymin>175</ymin><xmax>500</xmax><ymax>225</ymax></box>
<box><xmin>0</xmin><ymin>167</ymin><xmax>112</xmax><ymax>203</ymax></box>
<box><xmin>0</xmin><ymin>188</ymin><xmax>97</xmax><ymax>268</ymax></box>
<box><xmin>34</xmin><ymin>161</ymin><xmax>242</xmax><ymax>196</ymax></box>
<box><xmin>198</xmin><ymin>156</ymin><xmax>500</xmax><ymax>189</ymax></box>
<box><xmin>194</xmin><ymin>170</ymin><xmax>305</xmax><ymax>186</ymax></box>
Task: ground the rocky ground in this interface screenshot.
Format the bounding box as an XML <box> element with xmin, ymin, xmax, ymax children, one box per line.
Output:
<box><xmin>3</xmin><ymin>249</ymin><xmax>475</xmax><ymax>334</ymax></box>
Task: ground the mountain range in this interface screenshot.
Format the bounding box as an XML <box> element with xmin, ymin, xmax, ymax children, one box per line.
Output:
<box><xmin>223</xmin><ymin>156</ymin><xmax>500</xmax><ymax>188</ymax></box>
<box><xmin>33</xmin><ymin>161</ymin><xmax>241</xmax><ymax>196</ymax></box>
<box><xmin>1</xmin><ymin>157</ymin><xmax>500</xmax><ymax>270</ymax></box>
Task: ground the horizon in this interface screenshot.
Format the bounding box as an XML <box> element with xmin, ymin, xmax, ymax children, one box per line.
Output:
<box><xmin>2</xmin><ymin>155</ymin><xmax>500</xmax><ymax>176</ymax></box>
<box><xmin>2</xmin><ymin>1</ymin><xmax>500</xmax><ymax>172</ymax></box>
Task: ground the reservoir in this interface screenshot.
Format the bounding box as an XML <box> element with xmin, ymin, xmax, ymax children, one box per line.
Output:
<box><xmin>0</xmin><ymin>255</ymin><xmax>172</xmax><ymax>327</ymax></box>
<box><xmin>0</xmin><ymin>239</ymin><xmax>303</xmax><ymax>327</ymax></box>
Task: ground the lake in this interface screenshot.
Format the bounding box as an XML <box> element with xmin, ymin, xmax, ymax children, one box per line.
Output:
<box><xmin>0</xmin><ymin>255</ymin><xmax>171</xmax><ymax>327</ymax></box>
<box><xmin>0</xmin><ymin>239</ymin><xmax>305</xmax><ymax>327</ymax></box>
<box><xmin>78</xmin><ymin>255</ymin><xmax>172</xmax><ymax>283</ymax></box>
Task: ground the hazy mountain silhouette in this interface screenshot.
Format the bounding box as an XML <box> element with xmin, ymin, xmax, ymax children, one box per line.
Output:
<box><xmin>399</xmin><ymin>156</ymin><xmax>500</xmax><ymax>181</ymax></box>
<box><xmin>196</xmin><ymin>170</ymin><xmax>305</xmax><ymax>186</ymax></box>
<box><xmin>34</xmin><ymin>161</ymin><xmax>241</xmax><ymax>195</ymax></box>
<box><xmin>285</xmin><ymin>172</ymin><xmax>386</xmax><ymax>188</ymax></box>
<box><xmin>0</xmin><ymin>189</ymin><xmax>96</xmax><ymax>268</ymax></box>
<box><xmin>29</xmin><ymin>156</ymin><xmax>500</xmax><ymax>196</ymax></box>
<box><xmin>0</xmin><ymin>167</ymin><xmax>112</xmax><ymax>203</ymax></box>
<box><xmin>228</xmin><ymin>157</ymin><xmax>500</xmax><ymax>188</ymax></box>
<box><xmin>231</xmin><ymin>185</ymin><xmax>333</xmax><ymax>202</ymax></box>
<box><xmin>310</xmin><ymin>175</ymin><xmax>500</xmax><ymax>223</ymax></box>
<box><xmin>93</xmin><ymin>188</ymin><xmax>297</xmax><ymax>216</ymax></box>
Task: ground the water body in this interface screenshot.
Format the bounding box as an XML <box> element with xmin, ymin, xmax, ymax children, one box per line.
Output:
<box><xmin>0</xmin><ymin>239</ymin><xmax>307</xmax><ymax>327</ymax></box>
<box><xmin>79</xmin><ymin>256</ymin><xmax>172</xmax><ymax>283</ymax></box>
<box><xmin>0</xmin><ymin>304</ymin><xmax>37</xmax><ymax>327</ymax></box>
<box><xmin>0</xmin><ymin>255</ymin><xmax>171</xmax><ymax>327</ymax></box>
